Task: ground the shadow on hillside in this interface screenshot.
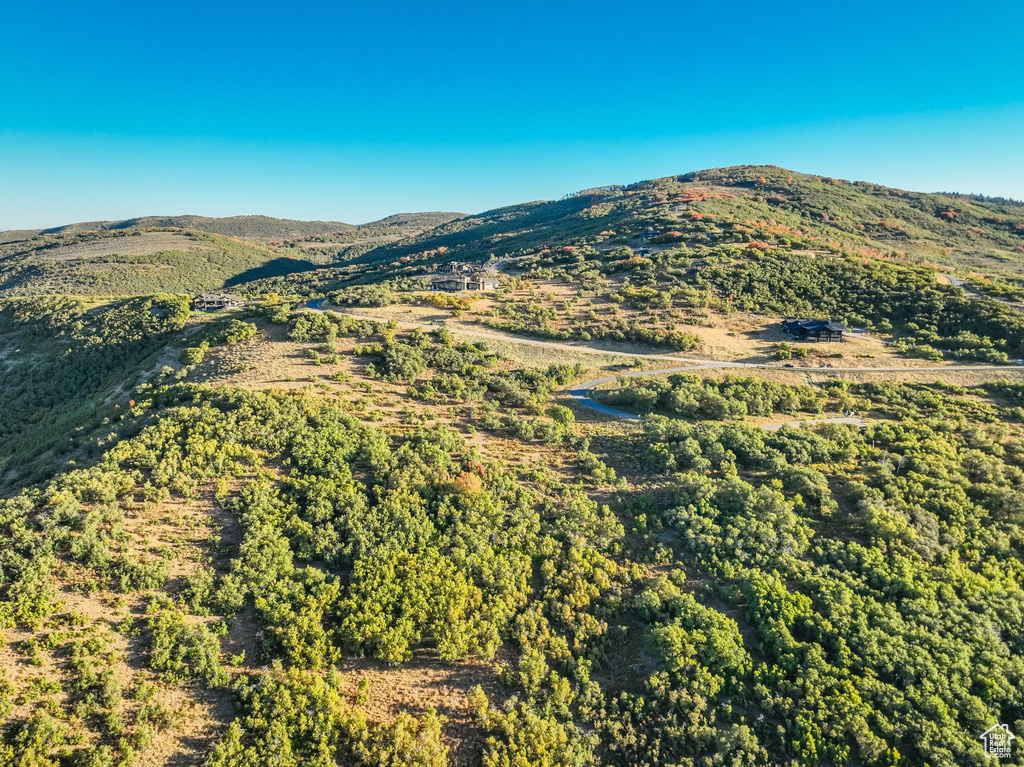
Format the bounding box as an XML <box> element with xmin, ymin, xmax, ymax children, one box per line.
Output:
<box><xmin>224</xmin><ymin>257</ymin><xmax>319</xmax><ymax>287</ymax></box>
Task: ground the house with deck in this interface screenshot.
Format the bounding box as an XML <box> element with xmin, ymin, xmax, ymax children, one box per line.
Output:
<box><xmin>437</xmin><ymin>261</ymin><xmax>488</xmax><ymax>275</ymax></box>
<box><xmin>192</xmin><ymin>293</ymin><xmax>244</xmax><ymax>311</ymax></box>
<box><xmin>430</xmin><ymin>275</ymin><xmax>498</xmax><ymax>292</ymax></box>
<box><xmin>781</xmin><ymin>318</ymin><xmax>845</xmax><ymax>342</ymax></box>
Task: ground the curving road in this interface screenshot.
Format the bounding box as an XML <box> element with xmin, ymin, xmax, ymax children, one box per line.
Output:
<box><xmin>306</xmin><ymin>298</ymin><xmax>1019</xmax><ymax>427</ymax></box>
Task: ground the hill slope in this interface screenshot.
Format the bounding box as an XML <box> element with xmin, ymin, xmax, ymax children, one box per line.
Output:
<box><xmin>0</xmin><ymin>214</ymin><xmax>356</xmax><ymax>243</ymax></box>
<box><xmin>232</xmin><ymin>166</ymin><xmax>1024</xmax><ymax>368</ymax></box>
<box><xmin>0</xmin><ymin>213</ymin><xmax>466</xmax><ymax>296</ymax></box>
<box><xmin>0</xmin><ymin>212</ymin><xmax>466</xmax><ymax>246</ymax></box>
<box><xmin>2</xmin><ymin>293</ymin><xmax>1024</xmax><ymax>766</ymax></box>
<box><xmin>0</xmin><ymin>228</ymin><xmax>320</xmax><ymax>296</ymax></box>
<box><xmin>352</xmin><ymin>165</ymin><xmax>1024</xmax><ymax>275</ymax></box>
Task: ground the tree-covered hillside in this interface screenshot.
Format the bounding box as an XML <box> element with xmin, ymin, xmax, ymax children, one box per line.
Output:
<box><xmin>299</xmin><ymin>165</ymin><xmax>1024</xmax><ymax>279</ymax></box>
<box><xmin>6</xmin><ymin>166</ymin><xmax>1024</xmax><ymax>300</ymax></box>
<box><xmin>0</xmin><ymin>214</ymin><xmax>465</xmax><ymax>297</ymax></box>
<box><xmin>1</xmin><ymin>297</ymin><xmax>1023</xmax><ymax>766</ymax></box>
<box><xmin>1</xmin><ymin>212</ymin><xmax>466</xmax><ymax>245</ymax></box>
<box><xmin>0</xmin><ymin>295</ymin><xmax>191</xmax><ymax>487</ymax></box>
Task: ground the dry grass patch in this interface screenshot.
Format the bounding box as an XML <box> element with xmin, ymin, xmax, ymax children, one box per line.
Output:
<box><xmin>336</xmin><ymin>649</ymin><xmax>503</xmax><ymax>767</ymax></box>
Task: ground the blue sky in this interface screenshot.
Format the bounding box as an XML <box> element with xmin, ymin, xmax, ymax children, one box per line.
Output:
<box><xmin>1</xmin><ymin>0</ymin><xmax>1022</xmax><ymax>229</ymax></box>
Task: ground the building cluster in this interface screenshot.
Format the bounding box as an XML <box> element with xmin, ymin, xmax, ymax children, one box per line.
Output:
<box><xmin>780</xmin><ymin>318</ymin><xmax>845</xmax><ymax>342</ymax></box>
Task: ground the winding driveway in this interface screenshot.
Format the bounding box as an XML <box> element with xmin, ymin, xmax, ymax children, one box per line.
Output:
<box><xmin>306</xmin><ymin>298</ymin><xmax>1020</xmax><ymax>428</ymax></box>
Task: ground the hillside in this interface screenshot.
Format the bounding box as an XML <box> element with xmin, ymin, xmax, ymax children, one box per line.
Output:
<box><xmin>0</xmin><ymin>212</ymin><xmax>465</xmax><ymax>246</ymax></box>
<box><xmin>0</xmin><ymin>213</ymin><xmax>466</xmax><ymax>297</ymax></box>
<box><xmin>234</xmin><ymin>166</ymin><xmax>1024</xmax><ymax>367</ymax></box>
<box><xmin>350</xmin><ymin>165</ymin><xmax>1024</xmax><ymax>276</ymax></box>
<box><xmin>0</xmin><ymin>228</ymin><xmax>323</xmax><ymax>297</ymax></box>
<box><xmin>3</xmin><ymin>167</ymin><xmax>1024</xmax><ymax>766</ymax></box>
<box><xmin>0</xmin><ymin>215</ymin><xmax>356</xmax><ymax>243</ymax></box>
<box><xmin>7</xmin><ymin>167</ymin><xmax>1024</xmax><ymax>300</ymax></box>
<box><xmin>2</xmin><ymin>291</ymin><xmax>1024</xmax><ymax>766</ymax></box>
<box><xmin>229</xmin><ymin>166</ymin><xmax>1024</xmax><ymax>300</ymax></box>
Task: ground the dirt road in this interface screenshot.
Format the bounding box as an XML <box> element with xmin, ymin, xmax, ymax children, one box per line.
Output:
<box><xmin>307</xmin><ymin>298</ymin><xmax>1021</xmax><ymax>425</ymax></box>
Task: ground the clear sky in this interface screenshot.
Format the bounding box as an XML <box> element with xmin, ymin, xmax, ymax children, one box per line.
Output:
<box><xmin>2</xmin><ymin>0</ymin><xmax>1022</xmax><ymax>230</ymax></box>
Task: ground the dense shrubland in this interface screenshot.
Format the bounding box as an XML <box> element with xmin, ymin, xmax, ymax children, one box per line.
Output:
<box><xmin>600</xmin><ymin>373</ymin><xmax>827</xmax><ymax>419</ymax></box>
<box><xmin>0</xmin><ymin>380</ymin><xmax>623</xmax><ymax>764</ymax></box>
<box><xmin>179</xmin><ymin>317</ymin><xmax>258</xmax><ymax>366</ymax></box>
<box><xmin>693</xmin><ymin>249</ymin><xmax>1024</xmax><ymax>361</ymax></box>
<box><xmin>0</xmin><ymin>294</ymin><xmax>191</xmax><ymax>488</ymax></box>
<box><xmin>7</xmin><ymin>367</ymin><xmax>1023</xmax><ymax>765</ymax></box>
<box><xmin>3</xmin><ymin>289</ymin><xmax>1024</xmax><ymax>766</ymax></box>
<box><xmin>566</xmin><ymin>381</ymin><xmax>1024</xmax><ymax>767</ymax></box>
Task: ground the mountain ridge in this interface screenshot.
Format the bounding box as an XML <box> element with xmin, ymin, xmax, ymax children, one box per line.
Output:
<box><xmin>4</xmin><ymin>165</ymin><xmax>1024</xmax><ymax>299</ymax></box>
<box><xmin>0</xmin><ymin>211</ymin><xmax>466</xmax><ymax>244</ymax></box>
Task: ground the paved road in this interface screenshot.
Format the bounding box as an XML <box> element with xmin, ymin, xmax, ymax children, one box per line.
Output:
<box><xmin>306</xmin><ymin>298</ymin><xmax>1020</xmax><ymax>426</ymax></box>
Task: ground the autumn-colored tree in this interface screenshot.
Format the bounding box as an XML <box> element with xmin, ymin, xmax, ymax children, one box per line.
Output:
<box><xmin>453</xmin><ymin>471</ymin><xmax>483</xmax><ymax>495</ymax></box>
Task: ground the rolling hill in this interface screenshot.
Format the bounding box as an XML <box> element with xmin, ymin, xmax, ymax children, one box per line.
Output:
<box><xmin>0</xmin><ymin>212</ymin><xmax>466</xmax><ymax>245</ymax></box>
<box><xmin>0</xmin><ymin>214</ymin><xmax>356</xmax><ymax>244</ymax></box>
<box><xmin>351</xmin><ymin>165</ymin><xmax>1024</xmax><ymax>276</ymax></box>
<box><xmin>0</xmin><ymin>228</ymin><xmax>319</xmax><ymax>296</ymax></box>
<box><xmin>0</xmin><ymin>213</ymin><xmax>465</xmax><ymax>296</ymax></box>
<box><xmin>5</xmin><ymin>167</ymin><xmax>1023</xmax><ymax>299</ymax></box>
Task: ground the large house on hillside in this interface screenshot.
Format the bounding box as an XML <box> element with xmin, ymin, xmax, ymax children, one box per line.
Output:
<box><xmin>437</xmin><ymin>261</ymin><xmax>487</xmax><ymax>275</ymax></box>
<box><xmin>781</xmin><ymin>318</ymin><xmax>845</xmax><ymax>342</ymax></box>
<box><xmin>192</xmin><ymin>293</ymin><xmax>244</xmax><ymax>311</ymax></box>
<box><xmin>430</xmin><ymin>275</ymin><xmax>498</xmax><ymax>292</ymax></box>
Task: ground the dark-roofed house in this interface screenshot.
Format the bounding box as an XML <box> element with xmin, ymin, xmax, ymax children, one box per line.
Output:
<box><xmin>781</xmin><ymin>318</ymin><xmax>845</xmax><ymax>342</ymax></box>
<box><xmin>192</xmin><ymin>293</ymin><xmax>244</xmax><ymax>311</ymax></box>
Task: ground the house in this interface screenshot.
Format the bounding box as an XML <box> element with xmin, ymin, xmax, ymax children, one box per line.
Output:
<box><xmin>437</xmin><ymin>261</ymin><xmax>487</xmax><ymax>275</ymax></box>
<box><xmin>636</xmin><ymin>247</ymin><xmax>652</xmax><ymax>257</ymax></box>
<box><xmin>781</xmin><ymin>318</ymin><xmax>845</xmax><ymax>342</ymax></box>
<box><xmin>192</xmin><ymin>293</ymin><xmax>244</xmax><ymax>311</ymax></box>
<box><xmin>430</xmin><ymin>275</ymin><xmax>498</xmax><ymax>292</ymax></box>
<box><xmin>642</xmin><ymin>230</ymin><xmax>661</xmax><ymax>239</ymax></box>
